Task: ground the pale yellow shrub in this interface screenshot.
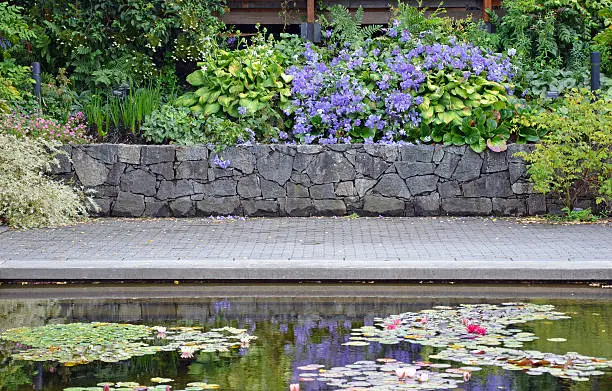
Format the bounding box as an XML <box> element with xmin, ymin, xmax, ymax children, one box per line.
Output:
<box><xmin>0</xmin><ymin>134</ymin><xmax>93</xmax><ymax>228</ymax></box>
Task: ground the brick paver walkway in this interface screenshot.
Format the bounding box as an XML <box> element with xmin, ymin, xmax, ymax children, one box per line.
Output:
<box><xmin>0</xmin><ymin>217</ymin><xmax>610</xmax><ymax>281</ymax></box>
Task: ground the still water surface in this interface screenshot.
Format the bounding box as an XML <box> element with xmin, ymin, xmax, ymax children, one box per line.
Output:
<box><xmin>0</xmin><ymin>284</ymin><xmax>610</xmax><ymax>391</ymax></box>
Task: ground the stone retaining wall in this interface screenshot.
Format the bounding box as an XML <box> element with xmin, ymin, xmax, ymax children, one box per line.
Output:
<box><xmin>52</xmin><ymin>144</ymin><xmax>567</xmax><ymax>217</ymax></box>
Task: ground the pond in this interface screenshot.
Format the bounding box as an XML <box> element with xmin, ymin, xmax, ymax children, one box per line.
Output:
<box><xmin>0</xmin><ymin>284</ymin><xmax>610</xmax><ymax>391</ymax></box>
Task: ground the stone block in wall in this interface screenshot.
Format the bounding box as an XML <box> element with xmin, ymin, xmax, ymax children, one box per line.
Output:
<box><xmin>95</xmin><ymin>185</ymin><xmax>119</xmax><ymax>198</ymax></box>
<box><xmin>282</xmin><ymin>198</ymin><xmax>313</xmax><ymax>216</ymax></box>
<box><xmin>314</xmin><ymin>200</ymin><xmax>346</xmax><ymax>216</ymax></box>
<box><xmin>261</xmin><ymin>179</ymin><xmax>286</xmax><ymax>198</ymax></box>
<box><xmin>433</xmin><ymin>145</ymin><xmax>445</xmax><ymax>163</ymax></box>
<box><xmin>434</xmin><ymin>152</ymin><xmax>460</xmax><ymax>179</ymax></box>
<box><xmin>287</xmin><ymin>183</ymin><xmax>309</xmax><ymax>198</ymax></box>
<box><xmin>237</xmin><ymin>175</ymin><xmax>261</xmax><ymax>198</ymax></box>
<box><xmin>509</xmin><ymin>162</ymin><xmax>527</xmax><ymax>184</ymax></box>
<box><xmin>414</xmin><ymin>193</ymin><xmax>441</xmax><ymax>216</ymax></box>
<box><xmin>212</xmin><ymin>178</ymin><xmax>237</xmax><ymax>197</ymax></box>
<box><xmin>482</xmin><ymin>150</ymin><xmax>508</xmax><ymax>173</ymax></box>
<box><xmin>72</xmin><ymin>148</ymin><xmax>109</xmax><ymax>187</ymax></box>
<box><xmin>105</xmin><ymin>163</ymin><xmax>126</xmax><ymax>186</ymax></box>
<box><xmin>507</xmin><ymin>144</ymin><xmax>533</xmax><ymax>163</ymax></box>
<box><xmin>257</xmin><ymin>150</ymin><xmax>294</xmax><ymax>185</ymax></box>
<box><xmin>92</xmin><ymin>198</ymin><xmax>112</xmax><ymax>216</ymax></box>
<box><xmin>396</xmin><ymin>162</ymin><xmax>435</xmax><ymax>178</ymax></box>
<box><xmin>355</xmin><ymin>178</ymin><xmax>377</xmax><ymax>197</ymax></box>
<box><xmin>176</xmin><ymin>146</ymin><xmax>208</xmax><ymax>161</ymax></box>
<box><xmin>438</xmin><ymin>180</ymin><xmax>461</xmax><ymax>197</ymax></box>
<box><xmin>141</xmin><ymin>145</ymin><xmax>175</xmax><ymax>164</ymax></box>
<box><xmin>364</xmin><ymin>144</ymin><xmax>399</xmax><ymax>161</ymax></box>
<box><xmin>112</xmin><ymin>191</ymin><xmax>145</xmax><ymax>217</ymax></box>
<box><xmin>374</xmin><ymin>174</ymin><xmax>411</xmax><ymax>198</ymax></box>
<box><xmin>221</xmin><ymin>147</ymin><xmax>256</xmax><ymax>174</ymax></box>
<box><xmin>296</xmin><ymin>145</ymin><xmax>323</xmax><ymax>154</ymax></box>
<box><xmin>176</xmin><ymin>161</ymin><xmax>207</xmax><ymax>180</ymax></box>
<box><xmin>196</xmin><ymin>196</ymin><xmax>240</xmax><ymax>216</ymax></box>
<box><xmin>243</xmin><ymin>199</ymin><xmax>279</xmax><ymax>216</ymax></box>
<box><xmin>363</xmin><ymin>195</ymin><xmax>405</xmax><ymax>216</ymax></box>
<box><xmin>335</xmin><ymin>181</ymin><xmax>355</xmax><ymax>197</ymax></box>
<box><xmin>169</xmin><ymin>196</ymin><xmax>195</xmax><ymax>217</ymax></box>
<box><xmin>310</xmin><ymin>183</ymin><xmax>335</xmax><ymax>199</ymax></box>
<box><xmin>405</xmin><ymin>175</ymin><xmax>438</xmax><ymax>196</ymax></box>
<box><xmin>306</xmin><ymin>151</ymin><xmax>355</xmax><ymax>184</ymax></box>
<box><xmin>527</xmin><ymin>194</ymin><xmax>547</xmax><ymax>215</ymax></box>
<box><xmin>156</xmin><ymin>180</ymin><xmax>193</xmax><ymax>200</ymax></box>
<box><xmin>511</xmin><ymin>182</ymin><xmax>534</xmax><ymax>195</ymax></box>
<box><xmin>144</xmin><ymin>198</ymin><xmax>172</xmax><ymax>217</ymax></box>
<box><xmin>117</xmin><ymin>145</ymin><xmax>141</xmax><ymax>164</ymax></box>
<box><xmin>149</xmin><ymin>162</ymin><xmax>174</xmax><ymax>180</ymax></box>
<box><xmin>50</xmin><ymin>145</ymin><xmax>72</xmax><ymax>174</ymax></box>
<box><xmin>400</xmin><ymin>144</ymin><xmax>434</xmax><ymax>162</ymax></box>
<box><xmin>120</xmin><ymin>169</ymin><xmax>156</xmax><ymax>196</ymax></box>
<box><xmin>83</xmin><ymin>144</ymin><xmax>117</xmax><ymax>164</ymax></box>
<box><xmin>291</xmin><ymin>172</ymin><xmax>312</xmax><ymax>188</ymax></box>
<box><xmin>293</xmin><ymin>153</ymin><xmax>316</xmax><ymax>172</ymax></box>
<box><xmin>208</xmin><ymin>167</ymin><xmax>234</xmax><ymax>180</ymax></box>
<box><xmin>442</xmin><ymin>198</ymin><xmax>492</xmax><ymax>215</ymax></box>
<box><xmin>355</xmin><ymin>152</ymin><xmax>389</xmax><ymax>179</ymax></box>
<box><xmin>492</xmin><ymin>198</ymin><xmax>527</xmax><ymax>216</ymax></box>
<box><xmin>345</xmin><ymin>196</ymin><xmax>363</xmax><ymax>213</ymax></box>
<box><xmin>462</xmin><ymin>172</ymin><xmax>513</xmax><ymax>198</ymax></box>
<box><xmin>452</xmin><ymin>150</ymin><xmax>483</xmax><ymax>181</ymax></box>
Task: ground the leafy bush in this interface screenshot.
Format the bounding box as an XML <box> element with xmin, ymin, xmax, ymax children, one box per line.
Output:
<box><xmin>594</xmin><ymin>8</ymin><xmax>612</xmax><ymax>75</ymax></box>
<box><xmin>516</xmin><ymin>92</ymin><xmax>612</xmax><ymax>210</ymax></box>
<box><xmin>0</xmin><ymin>133</ymin><xmax>92</xmax><ymax>228</ymax></box>
<box><xmin>286</xmin><ymin>22</ymin><xmax>515</xmax><ymax>151</ymax></box>
<box><xmin>12</xmin><ymin>0</ymin><xmax>226</xmax><ymax>91</ymax></box>
<box><xmin>490</xmin><ymin>0</ymin><xmax>607</xmax><ymax>72</ymax></box>
<box><xmin>141</xmin><ymin>104</ymin><xmax>206</xmax><ymax>145</ymax></box>
<box><xmin>176</xmin><ymin>34</ymin><xmax>292</xmax><ymax>140</ymax></box>
<box><xmin>0</xmin><ymin>110</ymin><xmax>92</xmax><ymax>143</ymax></box>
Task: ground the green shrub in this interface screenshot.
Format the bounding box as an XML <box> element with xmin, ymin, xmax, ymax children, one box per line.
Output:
<box><xmin>516</xmin><ymin>91</ymin><xmax>612</xmax><ymax>211</ymax></box>
<box><xmin>141</xmin><ymin>104</ymin><xmax>206</xmax><ymax>145</ymax></box>
<box><xmin>0</xmin><ymin>134</ymin><xmax>92</xmax><ymax>228</ymax></box>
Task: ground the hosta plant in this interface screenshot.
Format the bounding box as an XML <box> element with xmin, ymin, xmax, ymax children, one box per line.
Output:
<box><xmin>176</xmin><ymin>34</ymin><xmax>293</xmax><ymax>140</ymax></box>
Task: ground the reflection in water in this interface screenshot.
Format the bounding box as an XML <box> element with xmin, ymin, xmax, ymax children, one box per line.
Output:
<box><xmin>0</xmin><ymin>292</ymin><xmax>610</xmax><ymax>390</ymax></box>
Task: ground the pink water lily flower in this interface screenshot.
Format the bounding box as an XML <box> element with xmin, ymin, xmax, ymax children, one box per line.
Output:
<box><xmin>179</xmin><ymin>345</ymin><xmax>196</xmax><ymax>358</ymax></box>
<box><xmin>154</xmin><ymin>326</ymin><xmax>167</xmax><ymax>339</ymax></box>
<box><xmin>417</xmin><ymin>372</ymin><xmax>429</xmax><ymax>382</ymax></box>
<box><xmin>463</xmin><ymin>371</ymin><xmax>472</xmax><ymax>381</ymax></box>
<box><xmin>240</xmin><ymin>336</ymin><xmax>251</xmax><ymax>348</ymax></box>
<box><xmin>289</xmin><ymin>383</ymin><xmax>300</xmax><ymax>391</ymax></box>
<box><xmin>395</xmin><ymin>366</ymin><xmax>417</xmax><ymax>379</ymax></box>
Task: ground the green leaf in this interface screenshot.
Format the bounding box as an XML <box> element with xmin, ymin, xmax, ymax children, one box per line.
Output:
<box><xmin>186</xmin><ymin>70</ymin><xmax>206</xmax><ymax>87</ymax></box>
<box><xmin>204</xmin><ymin>103</ymin><xmax>221</xmax><ymax>115</ymax></box>
<box><xmin>470</xmin><ymin>138</ymin><xmax>487</xmax><ymax>153</ymax></box>
<box><xmin>438</xmin><ymin>111</ymin><xmax>459</xmax><ymax>124</ymax></box>
<box><xmin>280</xmin><ymin>73</ymin><xmax>294</xmax><ymax>83</ymax></box>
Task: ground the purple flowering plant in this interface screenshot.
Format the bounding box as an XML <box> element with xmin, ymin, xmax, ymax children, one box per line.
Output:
<box><xmin>285</xmin><ymin>16</ymin><xmax>517</xmax><ymax>151</ymax></box>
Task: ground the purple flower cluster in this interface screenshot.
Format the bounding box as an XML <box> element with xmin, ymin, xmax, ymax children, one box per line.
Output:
<box><xmin>285</xmin><ymin>29</ymin><xmax>514</xmax><ymax>144</ymax></box>
<box><xmin>212</xmin><ymin>154</ymin><xmax>231</xmax><ymax>169</ymax></box>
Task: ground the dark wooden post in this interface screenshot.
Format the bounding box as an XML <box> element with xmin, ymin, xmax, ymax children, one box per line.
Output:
<box><xmin>301</xmin><ymin>0</ymin><xmax>320</xmax><ymax>42</ymax></box>
<box><xmin>483</xmin><ymin>0</ymin><xmax>493</xmax><ymax>32</ymax></box>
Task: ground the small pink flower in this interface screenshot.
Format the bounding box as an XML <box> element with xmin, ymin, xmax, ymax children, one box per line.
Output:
<box><xmin>420</xmin><ymin>316</ymin><xmax>428</xmax><ymax>324</ymax></box>
<box><xmin>289</xmin><ymin>384</ymin><xmax>299</xmax><ymax>391</ymax></box>
<box><xmin>417</xmin><ymin>372</ymin><xmax>429</xmax><ymax>382</ymax></box>
<box><xmin>463</xmin><ymin>371</ymin><xmax>471</xmax><ymax>381</ymax></box>
<box><xmin>385</xmin><ymin>323</ymin><xmax>397</xmax><ymax>330</ymax></box>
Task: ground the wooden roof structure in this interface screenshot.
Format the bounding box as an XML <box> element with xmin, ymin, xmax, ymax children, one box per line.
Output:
<box><xmin>222</xmin><ymin>1</ymin><xmax>502</xmax><ymax>25</ymax></box>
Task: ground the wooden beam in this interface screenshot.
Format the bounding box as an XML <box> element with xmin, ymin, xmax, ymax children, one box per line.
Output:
<box><xmin>307</xmin><ymin>0</ymin><xmax>315</xmax><ymax>23</ymax></box>
<box><xmin>483</xmin><ymin>0</ymin><xmax>492</xmax><ymax>21</ymax></box>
